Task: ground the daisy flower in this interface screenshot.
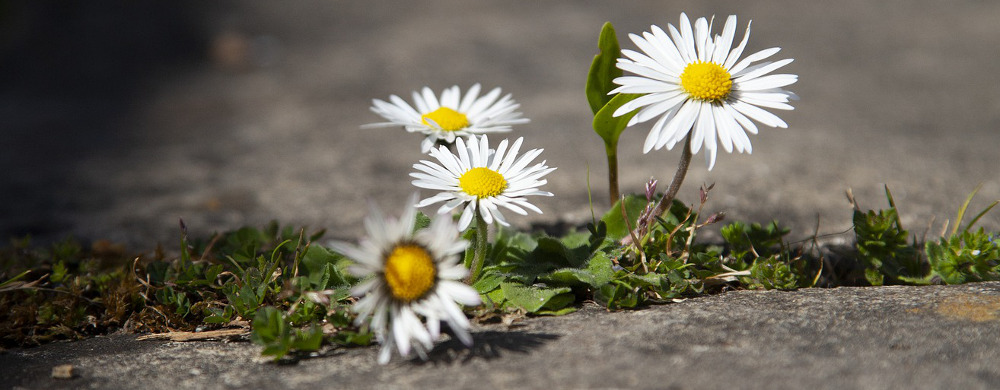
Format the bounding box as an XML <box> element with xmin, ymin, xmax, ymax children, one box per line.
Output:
<box><xmin>411</xmin><ymin>135</ymin><xmax>555</xmax><ymax>231</ymax></box>
<box><xmin>611</xmin><ymin>13</ymin><xmax>798</xmax><ymax>170</ymax></box>
<box><xmin>328</xmin><ymin>194</ymin><xmax>481</xmax><ymax>364</ymax></box>
<box><xmin>364</xmin><ymin>84</ymin><xmax>530</xmax><ymax>153</ymax></box>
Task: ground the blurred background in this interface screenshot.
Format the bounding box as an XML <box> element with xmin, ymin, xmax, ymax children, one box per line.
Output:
<box><xmin>2</xmin><ymin>0</ymin><xmax>998</xmax><ymax>247</ymax></box>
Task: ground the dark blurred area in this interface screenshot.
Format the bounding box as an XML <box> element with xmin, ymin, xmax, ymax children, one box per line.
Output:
<box><xmin>0</xmin><ymin>1</ymin><xmax>211</xmax><ymax>240</ymax></box>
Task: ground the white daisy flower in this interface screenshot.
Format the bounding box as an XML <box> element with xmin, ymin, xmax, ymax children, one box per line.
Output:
<box><xmin>364</xmin><ymin>84</ymin><xmax>530</xmax><ymax>153</ymax></box>
<box><xmin>611</xmin><ymin>13</ymin><xmax>798</xmax><ymax>170</ymax></box>
<box><xmin>411</xmin><ymin>135</ymin><xmax>555</xmax><ymax>231</ymax></box>
<box><xmin>328</xmin><ymin>194</ymin><xmax>481</xmax><ymax>364</ymax></box>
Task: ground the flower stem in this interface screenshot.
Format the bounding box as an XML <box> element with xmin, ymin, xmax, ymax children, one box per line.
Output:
<box><xmin>606</xmin><ymin>144</ymin><xmax>620</xmax><ymax>206</ymax></box>
<box><xmin>467</xmin><ymin>209</ymin><xmax>489</xmax><ymax>284</ymax></box>
<box><xmin>646</xmin><ymin>135</ymin><xmax>693</xmax><ymax>228</ymax></box>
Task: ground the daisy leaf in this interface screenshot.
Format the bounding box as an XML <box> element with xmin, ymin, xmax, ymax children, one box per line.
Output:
<box><xmin>539</xmin><ymin>251</ymin><xmax>615</xmax><ymax>289</ymax></box>
<box><xmin>499</xmin><ymin>282</ymin><xmax>573</xmax><ymax>313</ymax></box>
<box><xmin>599</xmin><ymin>194</ymin><xmax>648</xmax><ymax>241</ymax></box>
<box><xmin>593</xmin><ymin>93</ymin><xmax>641</xmax><ymax>150</ymax></box>
<box><xmin>587</xmin><ymin>22</ymin><xmax>623</xmax><ymax>114</ymax></box>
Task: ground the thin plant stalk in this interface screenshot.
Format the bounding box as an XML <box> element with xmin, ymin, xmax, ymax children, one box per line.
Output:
<box><xmin>645</xmin><ymin>135</ymin><xmax>693</xmax><ymax>228</ymax></box>
<box><xmin>607</xmin><ymin>145</ymin><xmax>620</xmax><ymax>205</ymax></box>
<box><xmin>467</xmin><ymin>207</ymin><xmax>489</xmax><ymax>284</ymax></box>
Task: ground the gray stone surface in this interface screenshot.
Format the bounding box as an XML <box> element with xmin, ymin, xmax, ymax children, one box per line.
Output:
<box><xmin>4</xmin><ymin>282</ymin><xmax>1000</xmax><ymax>389</ymax></box>
<box><xmin>3</xmin><ymin>1</ymin><xmax>1000</xmax><ymax>389</ymax></box>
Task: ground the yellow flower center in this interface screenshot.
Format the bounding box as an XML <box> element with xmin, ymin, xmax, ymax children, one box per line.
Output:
<box><xmin>421</xmin><ymin>107</ymin><xmax>470</xmax><ymax>131</ymax></box>
<box><xmin>383</xmin><ymin>244</ymin><xmax>437</xmax><ymax>302</ymax></box>
<box><xmin>679</xmin><ymin>61</ymin><xmax>733</xmax><ymax>102</ymax></box>
<box><xmin>459</xmin><ymin>167</ymin><xmax>507</xmax><ymax>199</ymax></box>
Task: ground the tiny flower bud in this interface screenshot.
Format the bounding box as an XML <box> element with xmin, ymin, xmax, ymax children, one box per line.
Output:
<box><xmin>699</xmin><ymin>183</ymin><xmax>715</xmax><ymax>204</ymax></box>
<box><xmin>645</xmin><ymin>178</ymin><xmax>659</xmax><ymax>201</ymax></box>
<box><xmin>704</xmin><ymin>212</ymin><xmax>725</xmax><ymax>225</ymax></box>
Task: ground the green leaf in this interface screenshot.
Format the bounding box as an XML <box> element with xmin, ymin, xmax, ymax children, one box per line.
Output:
<box><xmin>534</xmin><ymin>236</ymin><xmax>586</xmax><ymax>268</ymax></box>
<box><xmin>301</xmin><ymin>245</ymin><xmax>351</xmax><ymax>289</ymax></box>
<box><xmin>539</xmin><ymin>252</ymin><xmax>614</xmax><ymax>288</ymax></box>
<box><xmin>203</xmin><ymin>306</ymin><xmax>234</xmax><ymax>324</ymax></box>
<box><xmin>499</xmin><ymin>282</ymin><xmax>573</xmax><ymax>313</ymax></box>
<box><xmin>951</xmin><ymin>183</ymin><xmax>982</xmax><ymax>237</ymax></box>
<box><xmin>0</xmin><ymin>269</ymin><xmax>32</xmax><ymax>289</ymax></box>
<box><xmin>251</xmin><ymin>306</ymin><xmax>324</xmax><ymax>360</ymax></box>
<box><xmin>593</xmin><ymin>93</ymin><xmax>641</xmax><ymax>150</ymax></box>
<box><xmin>586</xmin><ymin>22</ymin><xmax>622</xmax><ymax>114</ymax></box>
<box><xmin>600</xmin><ymin>194</ymin><xmax>649</xmax><ymax>241</ymax></box>
<box><xmin>925</xmin><ymin>230</ymin><xmax>1000</xmax><ymax>284</ymax></box>
<box><xmin>744</xmin><ymin>256</ymin><xmax>800</xmax><ymax>290</ymax></box>
<box><xmin>333</xmin><ymin>330</ymin><xmax>373</xmax><ymax>346</ymax></box>
<box><xmin>864</xmin><ymin>268</ymin><xmax>884</xmax><ymax>286</ymax></box>
<box><xmin>498</xmin><ymin>231</ymin><xmax>587</xmax><ymax>284</ymax></box>
<box><xmin>498</xmin><ymin>226</ymin><xmax>538</xmax><ymax>253</ymax></box>
<box><xmin>535</xmin><ymin>307</ymin><xmax>578</xmax><ymax>316</ymax></box>
<box><xmin>965</xmin><ymin>200</ymin><xmax>999</xmax><ymax>234</ymax></box>
<box><xmin>50</xmin><ymin>261</ymin><xmax>68</xmax><ymax>284</ymax></box>
<box><xmin>485</xmin><ymin>287</ymin><xmax>506</xmax><ymax>305</ymax></box>
<box><xmin>250</xmin><ymin>306</ymin><xmax>286</xmax><ymax>345</ymax></box>
<box><xmin>472</xmin><ymin>269</ymin><xmax>505</xmax><ymax>294</ymax></box>
<box><xmin>290</xmin><ymin>325</ymin><xmax>324</xmax><ymax>351</ymax></box>
<box><xmin>594</xmin><ymin>282</ymin><xmax>640</xmax><ymax>310</ymax></box>
<box><xmin>414</xmin><ymin>211</ymin><xmax>432</xmax><ymax>233</ymax></box>
<box><xmin>145</xmin><ymin>261</ymin><xmax>170</xmax><ymax>284</ymax></box>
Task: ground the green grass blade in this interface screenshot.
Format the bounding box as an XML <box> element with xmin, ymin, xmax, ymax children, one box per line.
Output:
<box><xmin>964</xmin><ymin>200</ymin><xmax>999</xmax><ymax>234</ymax></box>
<box><xmin>951</xmin><ymin>183</ymin><xmax>983</xmax><ymax>237</ymax></box>
<box><xmin>884</xmin><ymin>184</ymin><xmax>903</xmax><ymax>230</ymax></box>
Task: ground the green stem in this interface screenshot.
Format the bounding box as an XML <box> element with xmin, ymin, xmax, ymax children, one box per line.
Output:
<box><xmin>606</xmin><ymin>144</ymin><xmax>620</xmax><ymax>206</ymax></box>
<box><xmin>467</xmin><ymin>208</ymin><xmax>489</xmax><ymax>284</ymax></box>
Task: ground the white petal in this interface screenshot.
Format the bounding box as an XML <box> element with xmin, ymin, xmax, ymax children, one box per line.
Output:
<box><xmin>457</xmin><ymin>202</ymin><xmax>476</xmax><ymax>231</ymax></box>
<box><xmin>723</xmin><ymin>21</ymin><xmax>752</xmax><ymax>70</ymax></box>
<box><xmin>626</xmin><ymin>92</ymin><xmax>686</xmax><ymax>125</ymax></box>
<box><xmin>643</xmin><ymin>107</ymin><xmax>675</xmax><ymax>153</ymax></box>
<box><xmin>735</xmin><ymin>74</ymin><xmax>798</xmax><ymax>91</ymax></box>
<box><xmin>678</xmin><ymin>13</ymin><xmax>697</xmax><ymax>63</ymax></box>
<box><xmin>466</xmin><ymin>87</ymin><xmax>502</xmax><ymax>117</ymax></box>
<box><xmin>729</xmin><ymin>47</ymin><xmax>780</xmax><ymax>75</ymax></box>
<box><xmin>734</xmin><ymin>58</ymin><xmax>794</xmax><ymax>82</ymax></box>
<box><xmin>657</xmin><ymin>100</ymin><xmax>698</xmax><ymax>150</ymax></box>
<box><xmin>732</xmin><ymin>101</ymin><xmax>788</xmax><ymax>128</ymax></box>
<box><xmin>458</xmin><ymin>83</ymin><xmax>482</xmax><ymax>112</ymax></box>
<box><xmin>712</xmin><ymin>105</ymin><xmax>734</xmax><ymax>153</ymax></box>
<box><xmin>735</xmin><ymin>95</ymin><xmax>795</xmax><ymax>111</ymax></box>
<box><xmin>440</xmin><ymin>85</ymin><xmax>460</xmax><ymax>108</ymax></box>
<box><xmin>440</xmin><ymin>280</ymin><xmax>482</xmax><ymax>306</ymax></box>
<box><xmin>411</xmin><ymin>90</ymin><xmax>430</xmax><ymax>114</ymax></box>
<box><xmin>421</xmin><ymin>87</ymin><xmax>440</xmax><ymax>110</ymax></box>
<box><xmin>694</xmin><ymin>16</ymin><xmax>710</xmax><ymax>62</ymax></box>
<box><xmin>712</xmin><ymin>15</ymin><xmax>737</xmax><ymax>64</ymax></box>
<box><xmin>724</xmin><ymin>102</ymin><xmax>759</xmax><ymax>136</ymax></box>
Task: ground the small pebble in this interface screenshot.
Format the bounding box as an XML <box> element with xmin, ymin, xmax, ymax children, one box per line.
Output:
<box><xmin>51</xmin><ymin>364</ymin><xmax>74</xmax><ymax>379</ymax></box>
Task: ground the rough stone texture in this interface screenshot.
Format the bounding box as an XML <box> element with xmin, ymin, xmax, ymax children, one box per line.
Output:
<box><xmin>4</xmin><ymin>282</ymin><xmax>1000</xmax><ymax>389</ymax></box>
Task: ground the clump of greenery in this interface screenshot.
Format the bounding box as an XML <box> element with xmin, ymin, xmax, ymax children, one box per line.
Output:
<box><xmin>1</xmin><ymin>237</ymin><xmax>141</xmax><ymax>346</ymax></box>
<box><xmin>0</xmin><ymin>221</ymin><xmax>373</xmax><ymax>361</ymax></box>
<box><xmin>849</xmin><ymin>187</ymin><xmax>924</xmax><ymax>285</ymax></box>
<box><xmin>849</xmin><ymin>185</ymin><xmax>1000</xmax><ymax>286</ymax></box>
<box><xmin>1</xmin><ymin>184</ymin><xmax>997</xmax><ymax>360</ymax></box>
